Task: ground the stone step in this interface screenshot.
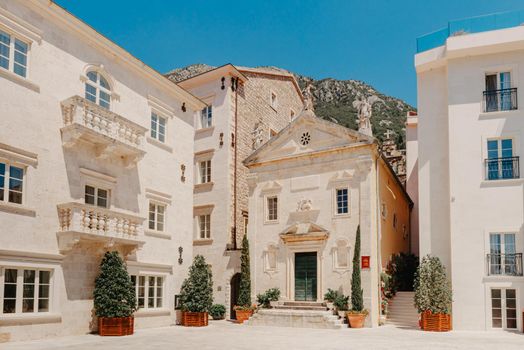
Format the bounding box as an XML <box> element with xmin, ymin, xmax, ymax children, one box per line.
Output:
<box><xmin>274</xmin><ymin>305</ymin><xmax>328</xmax><ymax>311</ymax></box>
<box><xmin>247</xmin><ymin>308</ymin><xmax>343</xmax><ymax>330</ymax></box>
<box><xmin>281</xmin><ymin>301</ymin><xmax>327</xmax><ymax>307</ymax></box>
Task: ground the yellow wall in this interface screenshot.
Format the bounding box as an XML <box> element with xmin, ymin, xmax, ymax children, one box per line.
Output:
<box><xmin>378</xmin><ymin>158</ymin><xmax>412</xmax><ymax>268</ymax></box>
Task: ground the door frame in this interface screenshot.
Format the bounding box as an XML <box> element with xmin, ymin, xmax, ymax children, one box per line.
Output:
<box><xmin>284</xmin><ymin>242</ymin><xmax>324</xmax><ymax>302</ymax></box>
<box><xmin>485</xmin><ymin>284</ymin><xmax>520</xmax><ymax>331</ymax></box>
<box><xmin>294</xmin><ymin>252</ymin><xmax>318</xmax><ymax>301</ymax></box>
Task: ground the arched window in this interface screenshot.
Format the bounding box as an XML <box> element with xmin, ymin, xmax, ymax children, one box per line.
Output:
<box><xmin>85</xmin><ymin>70</ymin><xmax>111</xmax><ymax>109</ymax></box>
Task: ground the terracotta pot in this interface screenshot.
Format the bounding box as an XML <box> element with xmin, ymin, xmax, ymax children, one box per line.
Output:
<box><xmin>235</xmin><ymin>309</ymin><xmax>253</xmax><ymax>324</ymax></box>
<box><xmin>420</xmin><ymin>311</ymin><xmax>452</xmax><ymax>332</ymax></box>
<box><xmin>182</xmin><ymin>311</ymin><xmax>209</xmax><ymax>327</ymax></box>
<box><xmin>346</xmin><ymin>313</ymin><xmax>367</xmax><ymax>328</ymax></box>
<box><xmin>98</xmin><ymin>316</ymin><xmax>134</xmax><ymax>336</ymax></box>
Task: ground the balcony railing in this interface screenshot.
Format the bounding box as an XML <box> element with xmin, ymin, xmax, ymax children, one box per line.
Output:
<box><xmin>482</xmin><ymin>88</ymin><xmax>518</xmax><ymax>113</ymax></box>
<box><xmin>485</xmin><ymin>156</ymin><xmax>520</xmax><ymax>180</ymax></box>
<box><xmin>60</xmin><ymin>96</ymin><xmax>146</xmax><ymax>166</ymax></box>
<box><xmin>487</xmin><ymin>253</ymin><xmax>523</xmax><ymax>276</ymax></box>
<box><xmin>57</xmin><ymin>202</ymin><xmax>145</xmax><ymax>253</ymax></box>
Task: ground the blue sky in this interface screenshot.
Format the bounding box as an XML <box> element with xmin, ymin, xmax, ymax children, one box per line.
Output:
<box><xmin>55</xmin><ymin>0</ymin><xmax>524</xmax><ymax>107</ymax></box>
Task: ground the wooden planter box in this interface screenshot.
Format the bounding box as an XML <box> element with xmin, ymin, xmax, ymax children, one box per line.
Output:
<box><xmin>420</xmin><ymin>311</ymin><xmax>452</xmax><ymax>332</ymax></box>
<box><xmin>182</xmin><ymin>311</ymin><xmax>208</xmax><ymax>327</ymax></box>
<box><xmin>235</xmin><ymin>309</ymin><xmax>253</xmax><ymax>324</ymax></box>
<box><xmin>98</xmin><ymin>316</ymin><xmax>134</xmax><ymax>336</ymax></box>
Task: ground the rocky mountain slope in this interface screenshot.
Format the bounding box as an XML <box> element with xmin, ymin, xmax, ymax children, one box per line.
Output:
<box><xmin>167</xmin><ymin>64</ymin><xmax>415</xmax><ymax>148</ymax></box>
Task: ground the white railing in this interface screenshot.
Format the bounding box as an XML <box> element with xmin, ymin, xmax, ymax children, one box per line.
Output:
<box><xmin>58</xmin><ymin>202</ymin><xmax>144</xmax><ymax>240</ymax></box>
<box><xmin>61</xmin><ymin>96</ymin><xmax>146</xmax><ymax>149</ymax></box>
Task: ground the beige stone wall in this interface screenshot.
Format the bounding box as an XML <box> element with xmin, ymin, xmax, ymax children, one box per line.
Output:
<box><xmin>232</xmin><ymin>72</ymin><xmax>304</xmax><ymax>246</ymax></box>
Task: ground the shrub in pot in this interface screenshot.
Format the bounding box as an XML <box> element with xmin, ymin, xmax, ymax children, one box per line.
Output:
<box><xmin>346</xmin><ymin>226</ymin><xmax>368</xmax><ymax>328</ymax></box>
<box><xmin>235</xmin><ymin>235</ymin><xmax>255</xmax><ymax>323</ymax></box>
<box><xmin>334</xmin><ymin>294</ymin><xmax>349</xmax><ymax>318</ymax></box>
<box><xmin>324</xmin><ymin>288</ymin><xmax>339</xmax><ymax>310</ymax></box>
<box><xmin>209</xmin><ymin>304</ymin><xmax>226</xmax><ymax>320</ymax></box>
<box><xmin>256</xmin><ymin>288</ymin><xmax>280</xmax><ymax>308</ymax></box>
<box><xmin>94</xmin><ymin>251</ymin><xmax>137</xmax><ymax>336</ymax></box>
<box><xmin>414</xmin><ymin>255</ymin><xmax>452</xmax><ymax>331</ymax></box>
<box><xmin>179</xmin><ymin>255</ymin><xmax>213</xmax><ymax>327</ymax></box>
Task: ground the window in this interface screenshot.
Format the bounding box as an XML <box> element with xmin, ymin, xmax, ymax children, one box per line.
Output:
<box><xmin>486</xmin><ymin>138</ymin><xmax>517</xmax><ymax>180</ymax></box>
<box><xmin>1</xmin><ymin>268</ymin><xmax>51</xmax><ymax>314</ymax></box>
<box><xmin>0</xmin><ymin>30</ymin><xmax>28</xmax><ymax>78</ymax></box>
<box><xmin>393</xmin><ymin>213</ymin><xmax>398</xmax><ymax>229</ymax></box>
<box><xmin>199</xmin><ymin>160</ymin><xmax>211</xmax><ymax>184</ymax></box>
<box><xmin>85</xmin><ymin>70</ymin><xmax>111</xmax><ymax>109</ymax></box>
<box><xmin>201</xmin><ymin>106</ymin><xmax>212</xmax><ymax>128</ymax></box>
<box><xmin>266</xmin><ymin>196</ymin><xmax>278</xmax><ymax>221</ymax></box>
<box><xmin>270</xmin><ymin>91</ymin><xmax>278</xmax><ymax>109</ymax></box>
<box><xmin>84</xmin><ymin>185</ymin><xmax>108</xmax><ymax>208</ymax></box>
<box><xmin>131</xmin><ymin>275</ymin><xmax>163</xmax><ymax>310</ymax></box>
<box><xmin>0</xmin><ymin>162</ymin><xmax>24</xmax><ymax>205</ymax></box>
<box><xmin>198</xmin><ymin>214</ymin><xmax>211</xmax><ymax>239</ymax></box>
<box><xmin>335</xmin><ymin>188</ymin><xmax>348</xmax><ymax>215</ymax></box>
<box><xmin>488</xmin><ymin>233</ymin><xmax>520</xmax><ymax>276</ymax></box>
<box><xmin>148</xmin><ymin>202</ymin><xmax>165</xmax><ymax>232</ymax></box>
<box><xmin>150</xmin><ymin>113</ymin><xmax>166</xmax><ymax>143</ymax></box>
<box><xmin>491</xmin><ymin>288</ymin><xmax>517</xmax><ymax>329</ymax></box>
<box><xmin>484</xmin><ymin>72</ymin><xmax>516</xmax><ymax>112</ymax></box>
<box><xmin>381</xmin><ymin>202</ymin><xmax>387</xmax><ymax>219</ymax></box>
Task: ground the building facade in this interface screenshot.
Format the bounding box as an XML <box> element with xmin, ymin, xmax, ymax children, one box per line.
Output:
<box><xmin>166</xmin><ymin>65</ymin><xmax>304</xmax><ymax>318</ymax></box>
<box><xmin>415</xmin><ymin>13</ymin><xmax>524</xmax><ymax>331</ymax></box>
<box><xmin>244</xmin><ymin>110</ymin><xmax>412</xmax><ymax>327</ymax></box>
<box><xmin>0</xmin><ymin>0</ymin><xmax>204</xmax><ymax>342</ymax></box>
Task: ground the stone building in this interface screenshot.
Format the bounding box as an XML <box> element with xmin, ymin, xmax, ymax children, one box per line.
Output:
<box><xmin>0</xmin><ymin>0</ymin><xmax>204</xmax><ymax>341</ymax></box>
<box><xmin>244</xmin><ymin>110</ymin><xmax>412</xmax><ymax>328</ymax></box>
<box><xmin>166</xmin><ymin>65</ymin><xmax>304</xmax><ymax>318</ymax></box>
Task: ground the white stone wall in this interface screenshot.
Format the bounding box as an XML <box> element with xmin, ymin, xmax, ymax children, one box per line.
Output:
<box><xmin>0</xmin><ymin>1</ymin><xmax>199</xmax><ymax>341</ymax></box>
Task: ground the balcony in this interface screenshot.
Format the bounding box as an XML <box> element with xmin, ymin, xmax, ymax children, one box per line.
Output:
<box><xmin>484</xmin><ymin>156</ymin><xmax>520</xmax><ymax>180</ymax></box>
<box><xmin>60</xmin><ymin>96</ymin><xmax>146</xmax><ymax>167</ymax></box>
<box><xmin>57</xmin><ymin>202</ymin><xmax>145</xmax><ymax>254</ymax></box>
<box><xmin>487</xmin><ymin>253</ymin><xmax>523</xmax><ymax>276</ymax></box>
<box><xmin>482</xmin><ymin>88</ymin><xmax>518</xmax><ymax>113</ymax></box>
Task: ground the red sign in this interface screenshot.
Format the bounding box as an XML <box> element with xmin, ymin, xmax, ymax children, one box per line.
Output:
<box><xmin>361</xmin><ymin>256</ymin><xmax>370</xmax><ymax>269</ymax></box>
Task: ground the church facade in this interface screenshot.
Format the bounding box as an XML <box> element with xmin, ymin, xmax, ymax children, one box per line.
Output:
<box><xmin>244</xmin><ymin>110</ymin><xmax>412</xmax><ymax>327</ymax></box>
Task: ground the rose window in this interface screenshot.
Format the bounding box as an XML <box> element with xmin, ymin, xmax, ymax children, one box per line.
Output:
<box><xmin>300</xmin><ymin>132</ymin><xmax>311</xmax><ymax>146</ymax></box>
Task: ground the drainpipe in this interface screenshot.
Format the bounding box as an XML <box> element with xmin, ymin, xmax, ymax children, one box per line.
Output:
<box><xmin>232</xmin><ymin>77</ymin><xmax>239</xmax><ymax>250</ymax></box>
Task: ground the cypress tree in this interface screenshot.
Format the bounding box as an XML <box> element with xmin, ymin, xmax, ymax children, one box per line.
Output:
<box><xmin>179</xmin><ymin>255</ymin><xmax>213</xmax><ymax>312</ymax></box>
<box><xmin>351</xmin><ymin>225</ymin><xmax>364</xmax><ymax>312</ymax></box>
<box><xmin>237</xmin><ymin>234</ymin><xmax>251</xmax><ymax>307</ymax></box>
<box><xmin>93</xmin><ymin>251</ymin><xmax>137</xmax><ymax>317</ymax></box>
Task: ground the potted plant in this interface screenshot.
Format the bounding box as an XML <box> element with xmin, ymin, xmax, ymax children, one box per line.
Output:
<box><xmin>334</xmin><ymin>293</ymin><xmax>349</xmax><ymax>318</ymax></box>
<box><xmin>346</xmin><ymin>226</ymin><xmax>369</xmax><ymax>328</ymax></box>
<box><xmin>94</xmin><ymin>251</ymin><xmax>137</xmax><ymax>336</ymax></box>
<box><xmin>179</xmin><ymin>255</ymin><xmax>213</xmax><ymax>327</ymax></box>
<box><xmin>414</xmin><ymin>255</ymin><xmax>452</xmax><ymax>332</ymax></box>
<box><xmin>209</xmin><ymin>304</ymin><xmax>226</xmax><ymax>320</ymax></box>
<box><xmin>234</xmin><ymin>235</ymin><xmax>255</xmax><ymax>323</ymax></box>
<box><xmin>323</xmin><ymin>288</ymin><xmax>339</xmax><ymax>310</ymax></box>
<box><xmin>256</xmin><ymin>288</ymin><xmax>281</xmax><ymax>308</ymax></box>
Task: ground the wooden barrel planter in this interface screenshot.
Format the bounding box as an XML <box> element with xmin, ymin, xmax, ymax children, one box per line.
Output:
<box><xmin>182</xmin><ymin>311</ymin><xmax>208</xmax><ymax>327</ymax></box>
<box><xmin>235</xmin><ymin>309</ymin><xmax>253</xmax><ymax>324</ymax></box>
<box><xmin>420</xmin><ymin>311</ymin><xmax>452</xmax><ymax>332</ymax></box>
<box><xmin>98</xmin><ymin>316</ymin><xmax>134</xmax><ymax>336</ymax></box>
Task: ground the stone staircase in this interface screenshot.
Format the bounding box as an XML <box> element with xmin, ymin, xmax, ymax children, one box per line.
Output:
<box><xmin>247</xmin><ymin>301</ymin><xmax>343</xmax><ymax>329</ymax></box>
<box><xmin>386</xmin><ymin>291</ymin><xmax>419</xmax><ymax>329</ymax></box>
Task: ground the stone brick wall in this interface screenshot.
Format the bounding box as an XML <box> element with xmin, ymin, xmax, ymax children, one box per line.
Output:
<box><xmin>230</xmin><ymin>71</ymin><xmax>304</xmax><ymax>247</ymax></box>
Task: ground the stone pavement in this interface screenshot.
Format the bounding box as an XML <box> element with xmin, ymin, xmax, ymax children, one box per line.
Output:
<box><xmin>3</xmin><ymin>321</ymin><xmax>523</xmax><ymax>350</ymax></box>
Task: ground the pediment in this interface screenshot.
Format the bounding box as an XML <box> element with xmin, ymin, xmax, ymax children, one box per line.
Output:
<box><xmin>279</xmin><ymin>221</ymin><xmax>329</xmax><ymax>243</ymax></box>
<box><xmin>244</xmin><ymin>110</ymin><xmax>374</xmax><ymax>166</ymax></box>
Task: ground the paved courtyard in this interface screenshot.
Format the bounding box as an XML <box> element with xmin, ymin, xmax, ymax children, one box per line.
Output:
<box><xmin>3</xmin><ymin>321</ymin><xmax>523</xmax><ymax>350</ymax></box>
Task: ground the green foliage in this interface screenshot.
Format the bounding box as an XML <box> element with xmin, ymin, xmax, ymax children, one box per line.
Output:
<box><xmin>351</xmin><ymin>225</ymin><xmax>364</xmax><ymax>312</ymax></box>
<box><xmin>414</xmin><ymin>255</ymin><xmax>452</xmax><ymax>314</ymax></box>
<box><xmin>387</xmin><ymin>253</ymin><xmax>419</xmax><ymax>292</ymax></box>
<box><xmin>381</xmin><ymin>272</ymin><xmax>394</xmax><ymax>299</ymax></box>
<box><xmin>323</xmin><ymin>288</ymin><xmax>340</xmax><ymax>302</ymax></box>
<box><xmin>237</xmin><ymin>235</ymin><xmax>251</xmax><ymax>307</ymax></box>
<box><xmin>93</xmin><ymin>251</ymin><xmax>137</xmax><ymax>318</ymax></box>
<box><xmin>256</xmin><ymin>288</ymin><xmax>281</xmax><ymax>308</ymax></box>
<box><xmin>209</xmin><ymin>304</ymin><xmax>226</xmax><ymax>320</ymax></box>
<box><xmin>333</xmin><ymin>294</ymin><xmax>349</xmax><ymax>311</ymax></box>
<box><xmin>179</xmin><ymin>255</ymin><xmax>213</xmax><ymax>312</ymax></box>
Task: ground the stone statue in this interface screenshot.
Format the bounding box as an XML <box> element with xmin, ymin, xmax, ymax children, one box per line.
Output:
<box><xmin>353</xmin><ymin>96</ymin><xmax>379</xmax><ymax>137</ymax></box>
<box><xmin>252</xmin><ymin>120</ymin><xmax>265</xmax><ymax>150</ymax></box>
<box><xmin>303</xmin><ymin>84</ymin><xmax>314</xmax><ymax>111</ymax></box>
<box><xmin>297</xmin><ymin>199</ymin><xmax>313</xmax><ymax>212</ymax></box>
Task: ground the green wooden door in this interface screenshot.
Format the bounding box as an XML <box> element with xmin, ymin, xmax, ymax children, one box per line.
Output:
<box><xmin>294</xmin><ymin>252</ymin><xmax>317</xmax><ymax>301</ymax></box>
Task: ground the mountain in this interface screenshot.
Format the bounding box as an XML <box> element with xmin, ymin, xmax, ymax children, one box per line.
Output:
<box><xmin>166</xmin><ymin>64</ymin><xmax>415</xmax><ymax>148</ymax></box>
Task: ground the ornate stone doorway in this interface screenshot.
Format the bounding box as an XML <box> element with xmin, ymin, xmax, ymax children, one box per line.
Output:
<box><xmin>294</xmin><ymin>252</ymin><xmax>317</xmax><ymax>301</ymax></box>
<box><xmin>230</xmin><ymin>273</ymin><xmax>241</xmax><ymax>320</ymax></box>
